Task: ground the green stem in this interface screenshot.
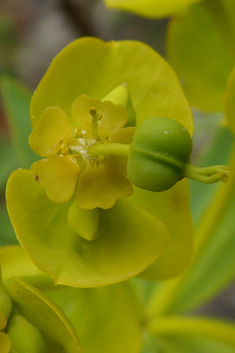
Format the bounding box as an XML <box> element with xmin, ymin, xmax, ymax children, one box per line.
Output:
<box><xmin>88</xmin><ymin>143</ymin><xmax>130</xmax><ymax>157</ymax></box>
<box><xmin>148</xmin><ymin>316</ymin><xmax>235</xmax><ymax>346</ymax></box>
<box><xmin>146</xmin><ymin>143</ymin><xmax>235</xmax><ymax>317</ymax></box>
<box><xmin>146</xmin><ymin>275</ymin><xmax>185</xmax><ymax>317</ymax></box>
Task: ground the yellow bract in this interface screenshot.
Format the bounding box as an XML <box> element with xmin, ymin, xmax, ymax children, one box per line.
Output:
<box><xmin>31</xmin><ymin>156</ymin><xmax>80</xmax><ymax>204</ymax></box>
<box><xmin>103</xmin><ymin>0</ymin><xmax>203</xmax><ymax>18</ymax></box>
<box><xmin>29</xmin><ymin>106</ymin><xmax>72</xmax><ymax>157</ymax></box>
<box><xmin>76</xmin><ymin>166</ymin><xmax>133</xmax><ymax>210</ymax></box>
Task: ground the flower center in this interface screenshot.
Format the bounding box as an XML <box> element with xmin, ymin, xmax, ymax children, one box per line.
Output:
<box><xmin>68</xmin><ymin>129</ymin><xmax>103</xmax><ymax>169</ymax></box>
<box><xmin>65</xmin><ymin>107</ymin><xmax>107</xmax><ymax>169</ymax></box>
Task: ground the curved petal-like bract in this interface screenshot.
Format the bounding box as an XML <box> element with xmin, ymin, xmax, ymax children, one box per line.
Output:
<box><xmin>30</xmin><ymin>38</ymin><xmax>193</xmax><ymax>134</ymax></box>
<box><xmin>5</xmin><ymin>277</ymin><xmax>82</xmax><ymax>353</ymax></box>
<box><xmin>130</xmin><ymin>179</ymin><xmax>193</xmax><ymax>279</ymax></box>
<box><xmin>103</xmin><ymin>0</ymin><xmax>203</xmax><ymax>19</ymax></box>
<box><xmin>7</xmin><ymin>169</ymin><xmax>169</xmax><ymax>287</ymax></box>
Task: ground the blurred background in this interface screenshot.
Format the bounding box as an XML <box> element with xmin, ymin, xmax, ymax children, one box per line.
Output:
<box><xmin>0</xmin><ymin>0</ymin><xmax>235</xmax><ymax>327</ymax></box>
<box><xmin>0</xmin><ymin>0</ymin><xmax>167</xmax><ymax>90</ymax></box>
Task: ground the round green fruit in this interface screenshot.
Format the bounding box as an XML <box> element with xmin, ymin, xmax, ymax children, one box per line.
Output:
<box><xmin>127</xmin><ymin>117</ymin><xmax>192</xmax><ymax>191</ymax></box>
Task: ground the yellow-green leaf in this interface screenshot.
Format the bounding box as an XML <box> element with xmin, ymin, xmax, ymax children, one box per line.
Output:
<box><xmin>5</xmin><ymin>277</ymin><xmax>82</xmax><ymax>353</ymax></box>
<box><xmin>224</xmin><ymin>66</ymin><xmax>235</xmax><ymax>135</ymax></box>
<box><xmin>46</xmin><ymin>282</ymin><xmax>141</xmax><ymax>353</ymax></box>
<box><xmin>148</xmin><ymin>316</ymin><xmax>235</xmax><ymax>350</ymax></box>
<box><xmin>167</xmin><ymin>1</ymin><xmax>235</xmax><ymax>112</ymax></box>
<box><xmin>103</xmin><ymin>0</ymin><xmax>203</xmax><ymax>19</ymax></box>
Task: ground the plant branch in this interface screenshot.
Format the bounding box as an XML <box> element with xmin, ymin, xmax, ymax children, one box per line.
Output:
<box><xmin>60</xmin><ymin>0</ymin><xmax>97</xmax><ymax>37</ymax></box>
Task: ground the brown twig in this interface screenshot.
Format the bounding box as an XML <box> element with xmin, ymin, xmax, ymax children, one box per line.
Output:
<box><xmin>60</xmin><ymin>0</ymin><xmax>97</xmax><ymax>37</ymax></box>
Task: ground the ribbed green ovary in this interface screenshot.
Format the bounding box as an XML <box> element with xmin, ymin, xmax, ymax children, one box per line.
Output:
<box><xmin>127</xmin><ymin>116</ymin><xmax>192</xmax><ymax>192</ymax></box>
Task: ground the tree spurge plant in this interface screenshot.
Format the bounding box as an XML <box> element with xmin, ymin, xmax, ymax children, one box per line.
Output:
<box><xmin>1</xmin><ymin>0</ymin><xmax>235</xmax><ymax>351</ymax></box>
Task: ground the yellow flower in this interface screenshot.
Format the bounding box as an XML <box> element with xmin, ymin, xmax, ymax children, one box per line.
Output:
<box><xmin>29</xmin><ymin>90</ymin><xmax>133</xmax><ymax>210</ymax></box>
<box><xmin>6</xmin><ymin>38</ymin><xmax>194</xmax><ymax>287</ymax></box>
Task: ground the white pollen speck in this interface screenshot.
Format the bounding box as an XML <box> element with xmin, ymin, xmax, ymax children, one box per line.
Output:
<box><xmin>164</xmin><ymin>131</ymin><xmax>168</xmax><ymax>134</ymax></box>
<box><xmin>69</xmin><ymin>135</ymin><xmax>100</xmax><ymax>168</ymax></box>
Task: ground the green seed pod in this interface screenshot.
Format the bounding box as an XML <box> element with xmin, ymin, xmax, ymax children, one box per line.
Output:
<box><xmin>127</xmin><ymin>117</ymin><xmax>192</xmax><ymax>192</ymax></box>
